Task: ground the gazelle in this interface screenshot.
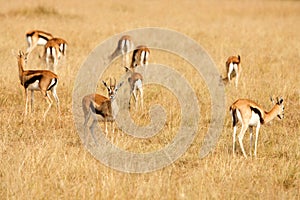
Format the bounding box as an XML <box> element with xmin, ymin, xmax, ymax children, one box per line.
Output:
<box><xmin>43</xmin><ymin>37</ymin><xmax>68</xmax><ymax>72</ymax></box>
<box><xmin>82</xmin><ymin>78</ymin><xmax>124</xmax><ymax>143</ymax></box>
<box><xmin>125</xmin><ymin>67</ymin><xmax>144</xmax><ymax>110</ymax></box>
<box><xmin>226</xmin><ymin>55</ymin><xmax>241</xmax><ymax>88</ymax></box>
<box><xmin>230</xmin><ymin>97</ymin><xmax>284</xmax><ymax>158</ymax></box>
<box><xmin>26</xmin><ymin>30</ymin><xmax>53</xmax><ymax>56</ymax></box>
<box><xmin>130</xmin><ymin>45</ymin><xmax>150</xmax><ymax>69</ymax></box>
<box><xmin>110</xmin><ymin>35</ymin><xmax>134</xmax><ymax>67</ymax></box>
<box><xmin>15</xmin><ymin>50</ymin><xmax>60</xmax><ymax>120</ymax></box>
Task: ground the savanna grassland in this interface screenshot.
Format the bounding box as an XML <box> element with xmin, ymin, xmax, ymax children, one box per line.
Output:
<box><xmin>0</xmin><ymin>0</ymin><xmax>300</xmax><ymax>199</ymax></box>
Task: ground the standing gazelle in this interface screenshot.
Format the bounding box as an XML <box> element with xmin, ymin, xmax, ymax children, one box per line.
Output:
<box><xmin>125</xmin><ymin>67</ymin><xmax>144</xmax><ymax>110</ymax></box>
<box><xmin>230</xmin><ymin>97</ymin><xmax>284</xmax><ymax>158</ymax></box>
<box><xmin>82</xmin><ymin>78</ymin><xmax>124</xmax><ymax>143</ymax></box>
<box><xmin>15</xmin><ymin>50</ymin><xmax>60</xmax><ymax>120</ymax></box>
<box><xmin>43</xmin><ymin>37</ymin><xmax>68</xmax><ymax>73</ymax></box>
<box><xmin>110</xmin><ymin>35</ymin><xmax>134</xmax><ymax>67</ymax></box>
<box><xmin>226</xmin><ymin>55</ymin><xmax>241</xmax><ymax>88</ymax></box>
<box><xmin>26</xmin><ymin>30</ymin><xmax>53</xmax><ymax>56</ymax></box>
<box><xmin>130</xmin><ymin>45</ymin><xmax>150</xmax><ymax>69</ymax></box>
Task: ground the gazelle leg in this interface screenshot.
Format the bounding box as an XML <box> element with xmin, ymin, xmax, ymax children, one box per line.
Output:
<box><xmin>139</xmin><ymin>88</ymin><xmax>144</xmax><ymax>110</ymax></box>
<box><xmin>43</xmin><ymin>92</ymin><xmax>53</xmax><ymax>120</ymax></box>
<box><xmin>104</xmin><ymin>120</ymin><xmax>108</xmax><ymax>135</ymax></box>
<box><xmin>112</xmin><ymin>120</ymin><xmax>115</xmax><ymax>134</ymax></box>
<box><xmin>83</xmin><ymin>110</ymin><xmax>91</xmax><ymax>144</ymax></box>
<box><xmin>31</xmin><ymin>90</ymin><xmax>34</xmax><ymax>113</ymax></box>
<box><xmin>89</xmin><ymin>118</ymin><xmax>98</xmax><ymax>144</ymax></box>
<box><xmin>25</xmin><ymin>88</ymin><xmax>29</xmax><ymax>116</ymax></box>
<box><xmin>128</xmin><ymin>90</ymin><xmax>133</xmax><ymax>109</ymax></box>
<box><xmin>233</xmin><ymin>64</ymin><xmax>239</xmax><ymax>88</ymax></box>
<box><xmin>132</xmin><ymin>89</ymin><xmax>137</xmax><ymax>109</ymax></box>
<box><xmin>53</xmin><ymin>57</ymin><xmax>59</xmax><ymax>73</ymax></box>
<box><xmin>233</xmin><ymin>126</ymin><xmax>237</xmax><ymax>156</ymax></box>
<box><xmin>51</xmin><ymin>87</ymin><xmax>60</xmax><ymax>115</ymax></box>
<box><xmin>228</xmin><ymin>63</ymin><xmax>234</xmax><ymax>81</ymax></box>
<box><xmin>238</xmin><ymin>125</ymin><xmax>248</xmax><ymax>158</ymax></box>
<box><xmin>249</xmin><ymin>126</ymin><xmax>253</xmax><ymax>157</ymax></box>
<box><xmin>254</xmin><ymin>123</ymin><xmax>261</xmax><ymax>157</ymax></box>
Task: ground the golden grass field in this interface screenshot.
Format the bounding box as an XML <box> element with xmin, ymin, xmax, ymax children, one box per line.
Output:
<box><xmin>1</xmin><ymin>0</ymin><xmax>300</xmax><ymax>199</ymax></box>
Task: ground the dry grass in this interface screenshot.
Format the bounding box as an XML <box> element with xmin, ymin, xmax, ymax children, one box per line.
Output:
<box><xmin>0</xmin><ymin>0</ymin><xmax>300</xmax><ymax>199</ymax></box>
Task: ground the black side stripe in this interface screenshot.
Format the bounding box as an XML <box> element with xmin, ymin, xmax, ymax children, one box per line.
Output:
<box><xmin>250</xmin><ymin>106</ymin><xmax>264</xmax><ymax>124</ymax></box>
<box><xmin>24</xmin><ymin>75</ymin><xmax>43</xmax><ymax>88</ymax></box>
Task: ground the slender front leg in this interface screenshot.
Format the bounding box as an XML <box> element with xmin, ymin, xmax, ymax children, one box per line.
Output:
<box><xmin>254</xmin><ymin>123</ymin><xmax>261</xmax><ymax>157</ymax></box>
<box><xmin>232</xmin><ymin>126</ymin><xmax>237</xmax><ymax>156</ymax></box>
<box><xmin>25</xmin><ymin>88</ymin><xmax>29</xmax><ymax>116</ymax></box>
<box><xmin>89</xmin><ymin>119</ymin><xmax>98</xmax><ymax>145</ymax></box>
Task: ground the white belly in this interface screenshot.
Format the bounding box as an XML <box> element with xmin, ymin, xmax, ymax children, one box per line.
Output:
<box><xmin>249</xmin><ymin>111</ymin><xmax>260</xmax><ymax>126</ymax></box>
<box><xmin>28</xmin><ymin>80</ymin><xmax>40</xmax><ymax>91</ymax></box>
<box><xmin>37</xmin><ymin>37</ymin><xmax>48</xmax><ymax>45</ymax></box>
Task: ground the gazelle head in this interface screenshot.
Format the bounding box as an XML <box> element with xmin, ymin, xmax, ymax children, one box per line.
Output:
<box><xmin>270</xmin><ymin>96</ymin><xmax>285</xmax><ymax>119</ymax></box>
<box><xmin>13</xmin><ymin>50</ymin><xmax>28</xmax><ymax>66</ymax></box>
<box><xmin>102</xmin><ymin>78</ymin><xmax>124</xmax><ymax>100</ymax></box>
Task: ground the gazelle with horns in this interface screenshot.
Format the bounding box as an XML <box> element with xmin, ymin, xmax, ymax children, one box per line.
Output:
<box><xmin>26</xmin><ymin>30</ymin><xmax>53</xmax><ymax>56</ymax></box>
<box><xmin>230</xmin><ymin>97</ymin><xmax>284</xmax><ymax>158</ymax></box>
<box><xmin>15</xmin><ymin>50</ymin><xmax>60</xmax><ymax>120</ymax></box>
<box><xmin>125</xmin><ymin>67</ymin><xmax>144</xmax><ymax>110</ymax></box>
<box><xmin>130</xmin><ymin>45</ymin><xmax>150</xmax><ymax>69</ymax></box>
<box><xmin>42</xmin><ymin>37</ymin><xmax>68</xmax><ymax>73</ymax></box>
<box><xmin>82</xmin><ymin>78</ymin><xmax>124</xmax><ymax>143</ymax></box>
<box><xmin>110</xmin><ymin>35</ymin><xmax>134</xmax><ymax>67</ymax></box>
<box><xmin>225</xmin><ymin>55</ymin><xmax>241</xmax><ymax>88</ymax></box>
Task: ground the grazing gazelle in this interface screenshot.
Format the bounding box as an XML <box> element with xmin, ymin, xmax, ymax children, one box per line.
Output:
<box><xmin>125</xmin><ymin>67</ymin><xmax>144</xmax><ymax>110</ymax></box>
<box><xmin>230</xmin><ymin>97</ymin><xmax>284</xmax><ymax>158</ymax></box>
<box><xmin>15</xmin><ymin>50</ymin><xmax>60</xmax><ymax>120</ymax></box>
<box><xmin>82</xmin><ymin>78</ymin><xmax>124</xmax><ymax>143</ymax></box>
<box><xmin>110</xmin><ymin>35</ymin><xmax>134</xmax><ymax>67</ymax></box>
<box><xmin>130</xmin><ymin>45</ymin><xmax>150</xmax><ymax>69</ymax></box>
<box><xmin>43</xmin><ymin>37</ymin><xmax>68</xmax><ymax>73</ymax></box>
<box><xmin>26</xmin><ymin>30</ymin><xmax>53</xmax><ymax>56</ymax></box>
<box><xmin>226</xmin><ymin>55</ymin><xmax>241</xmax><ymax>88</ymax></box>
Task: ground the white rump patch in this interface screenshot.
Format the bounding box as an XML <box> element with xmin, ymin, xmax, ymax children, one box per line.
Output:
<box><xmin>26</xmin><ymin>36</ymin><xmax>32</xmax><ymax>46</ymax></box>
<box><xmin>48</xmin><ymin>78</ymin><xmax>57</xmax><ymax>90</ymax></box>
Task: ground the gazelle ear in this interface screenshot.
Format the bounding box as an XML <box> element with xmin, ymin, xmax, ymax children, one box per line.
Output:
<box><xmin>278</xmin><ymin>97</ymin><xmax>283</xmax><ymax>104</ymax></box>
<box><xmin>270</xmin><ymin>96</ymin><xmax>275</xmax><ymax>104</ymax></box>
<box><xmin>102</xmin><ymin>80</ymin><xmax>108</xmax><ymax>88</ymax></box>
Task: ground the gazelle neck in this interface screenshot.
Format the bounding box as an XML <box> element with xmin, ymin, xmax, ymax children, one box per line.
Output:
<box><xmin>18</xmin><ymin>57</ymin><xmax>25</xmax><ymax>83</ymax></box>
<box><xmin>264</xmin><ymin>105</ymin><xmax>279</xmax><ymax>124</ymax></box>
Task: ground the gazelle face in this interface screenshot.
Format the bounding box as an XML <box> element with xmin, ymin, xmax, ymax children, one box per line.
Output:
<box><xmin>18</xmin><ymin>50</ymin><xmax>28</xmax><ymax>65</ymax></box>
<box><xmin>102</xmin><ymin>79</ymin><xmax>124</xmax><ymax>100</ymax></box>
<box><xmin>271</xmin><ymin>96</ymin><xmax>284</xmax><ymax>119</ymax></box>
